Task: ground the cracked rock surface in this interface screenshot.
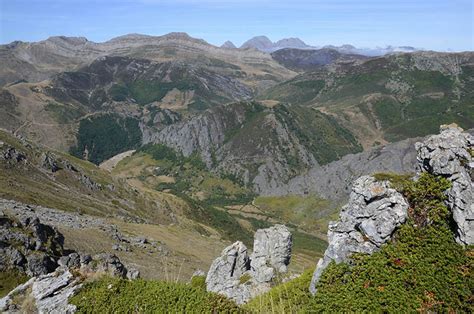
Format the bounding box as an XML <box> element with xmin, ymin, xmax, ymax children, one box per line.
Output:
<box><xmin>415</xmin><ymin>124</ymin><xmax>474</xmax><ymax>245</ymax></box>
<box><xmin>205</xmin><ymin>225</ymin><xmax>292</xmax><ymax>304</ymax></box>
<box><xmin>309</xmin><ymin>176</ymin><xmax>408</xmax><ymax>294</ymax></box>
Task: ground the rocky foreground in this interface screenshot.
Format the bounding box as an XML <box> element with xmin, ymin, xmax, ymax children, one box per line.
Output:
<box><xmin>0</xmin><ymin>210</ymin><xmax>138</xmax><ymax>313</ymax></box>
<box><xmin>1</xmin><ymin>124</ymin><xmax>472</xmax><ymax>312</ymax></box>
<box><xmin>310</xmin><ymin>124</ymin><xmax>473</xmax><ymax>293</ymax></box>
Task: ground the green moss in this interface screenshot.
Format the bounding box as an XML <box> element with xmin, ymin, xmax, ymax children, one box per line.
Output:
<box><xmin>70</xmin><ymin>277</ymin><xmax>240</xmax><ymax>313</ymax></box>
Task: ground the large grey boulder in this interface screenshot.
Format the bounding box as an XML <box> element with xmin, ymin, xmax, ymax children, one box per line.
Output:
<box><xmin>206</xmin><ymin>225</ymin><xmax>292</xmax><ymax>304</ymax></box>
<box><xmin>309</xmin><ymin>176</ymin><xmax>409</xmax><ymax>294</ymax></box>
<box><xmin>205</xmin><ymin>241</ymin><xmax>251</xmax><ymax>304</ymax></box>
<box><xmin>250</xmin><ymin>225</ymin><xmax>292</xmax><ymax>283</ymax></box>
<box><xmin>415</xmin><ymin>124</ymin><xmax>474</xmax><ymax>245</ymax></box>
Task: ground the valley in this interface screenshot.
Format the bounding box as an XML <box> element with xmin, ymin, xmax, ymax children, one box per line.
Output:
<box><xmin>0</xmin><ymin>31</ymin><xmax>473</xmax><ymax>312</ymax></box>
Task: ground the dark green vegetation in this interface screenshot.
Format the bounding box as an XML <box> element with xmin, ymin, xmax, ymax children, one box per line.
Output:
<box><xmin>275</xmin><ymin>104</ymin><xmax>362</xmax><ymax>165</ymax></box>
<box><xmin>262</xmin><ymin>53</ymin><xmax>474</xmax><ymax>145</ymax></box>
<box><xmin>0</xmin><ymin>271</ymin><xmax>29</xmax><ymax>298</ymax></box>
<box><xmin>70</xmin><ymin>114</ymin><xmax>142</xmax><ymax>164</ymax></box>
<box><xmin>250</xmin><ymin>173</ymin><xmax>473</xmax><ymax>313</ymax></box>
<box><xmin>70</xmin><ymin>277</ymin><xmax>240</xmax><ymax>313</ymax></box>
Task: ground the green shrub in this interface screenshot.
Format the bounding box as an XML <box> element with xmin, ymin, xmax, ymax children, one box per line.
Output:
<box><xmin>190</xmin><ymin>275</ymin><xmax>206</xmax><ymax>290</ymax></box>
<box><xmin>305</xmin><ymin>173</ymin><xmax>471</xmax><ymax>312</ymax></box>
<box><xmin>244</xmin><ymin>269</ymin><xmax>314</xmax><ymax>313</ymax></box>
<box><xmin>70</xmin><ymin>277</ymin><xmax>240</xmax><ymax>313</ymax></box>
<box><xmin>308</xmin><ymin>222</ymin><xmax>473</xmax><ymax>312</ymax></box>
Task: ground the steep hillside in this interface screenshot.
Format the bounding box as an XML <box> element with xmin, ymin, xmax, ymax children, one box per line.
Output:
<box><xmin>46</xmin><ymin>56</ymin><xmax>252</xmax><ymax>111</ymax></box>
<box><xmin>262</xmin><ymin>51</ymin><xmax>474</xmax><ymax>147</ymax></box>
<box><xmin>0</xmin><ymin>129</ymin><xmax>326</xmax><ymax>280</ymax></box>
<box><xmin>142</xmin><ymin>101</ymin><xmax>362</xmax><ymax>194</ymax></box>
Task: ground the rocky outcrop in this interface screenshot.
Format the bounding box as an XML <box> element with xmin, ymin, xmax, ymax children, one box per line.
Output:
<box><xmin>309</xmin><ymin>176</ymin><xmax>409</xmax><ymax>294</ymax></box>
<box><xmin>0</xmin><ymin>214</ymin><xmax>64</xmax><ymax>276</ymax></box>
<box><xmin>206</xmin><ymin>225</ymin><xmax>292</xmax><ymax>304</ymax></box>
<box><xmin>415</xmin><ymin>124</ymin><xmax>474</xmax><ymax>245</ymax></box>
<box><xmin>250</xmin><ymin>225</ymin><xmax>292</xmax><ymax>283</ymax></box>
<box><xmin>206</xmin><ymin>241</ymin><xmax>252</xmax><ymax>304</ymax></box>
<box><xmin>1</xmin><ymin>268</ymin><xmax>81</xmax><ymax>313</ymax></box>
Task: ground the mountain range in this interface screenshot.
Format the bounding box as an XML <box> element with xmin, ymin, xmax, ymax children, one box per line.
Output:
<box><xmin>0</xmin><ymin>31</ymin><xmax>473</xmax><ymax>311</ymax></box>
<box><xmin>231</xmin><ymin>35</ymin><xmax>419</xmax><ymax>55</ymax></box>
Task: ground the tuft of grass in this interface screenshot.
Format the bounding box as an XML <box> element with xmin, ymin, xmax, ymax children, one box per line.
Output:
<box><xmin>190</xmin><ymin>275</ymin><xmax>206</xmax><ymax>290</ymax></box>
<box><xmin>244</xmin><ymin>269</ymin><xmax>314</xmax><ymax>313</ymax></box>
<box><xmin>0</xmin><ymin>270</ymin><xmax>29</xmax><ymax>298</ymax></box>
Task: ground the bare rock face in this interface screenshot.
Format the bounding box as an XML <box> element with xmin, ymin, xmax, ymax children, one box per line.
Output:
<box><xmin>250</xmin><ymin>225</ymin><xmax>292</xmax><ymax>283</ymax></box>
<box><xmin>309</xmin><ymin>176</ymin><xmax>409</xmax><ymax>294</ymax></box>
<box><xmin>206</xmin><ymin>225</ymin><xmax>292</xmax><ymax>304</ymax></box>
<box><xmin>0</xmin><ymin>268</ymin><xmax>81</xmax><ymax>313</ymax></box>
<box><xmin>205</xmin><ymin>241</ymin><xmax>251</xmax><ymax>304</ymax></box>
<box><xmin>415</xmin><ymin>124</ymin><xmax>474</xmax><ymax>245</ymax></box>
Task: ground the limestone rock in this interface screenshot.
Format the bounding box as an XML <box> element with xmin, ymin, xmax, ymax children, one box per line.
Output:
<box><xmin>0</xmin><ymin>214</ymin><xmax>64</xmax><ymax>275</ymax></box>
<box><xmin>205</xmin><ymin>241</ymin><xmax>251</xmax><ymax>304</ymax></box>
<box><xmin>250</xmin><ymin>224</ymin><xmax>292</xmax><ymax>283</ymax></box>
<box><xmin>206</xmin><ymin>225</ymin><xmax>292</xmax><ymax>304</ymax></box>
<box><xmin>309</xmin><ymin>176</ymin><xmax>409</xmax><ymax>294</ymax></box>
<box><xmin>415</xmin><ymin>124</ymin><xmax>474</xmax><ymax>245</ymax></box>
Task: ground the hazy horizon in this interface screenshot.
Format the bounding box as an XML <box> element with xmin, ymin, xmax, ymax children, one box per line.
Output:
<box><xmin>1</xmin><ymin>0</ymin><xmax>473</xmax><ymax>51</ymax></box>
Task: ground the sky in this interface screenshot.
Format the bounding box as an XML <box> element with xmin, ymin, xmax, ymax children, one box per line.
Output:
<box><xmin>0</xmin><ymin>0</ymin><xmax>472</xmax><ymax>51</ymax></box>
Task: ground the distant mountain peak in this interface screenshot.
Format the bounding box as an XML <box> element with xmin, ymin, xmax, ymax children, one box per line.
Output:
<box><xmin>240</xmin><ymin>36</ymin><xmax>311</xmax><ymax>52</ymax></box>
<box><xmin>274</xmin><ymin>37</ymin><xmax>308</xmax><ymax>48</ymax></box>
<box><xmin>240</xmin><ymin>36</ymin><xmax>273</xmax><ymax>50</ymax></box>
<box><xmin>221</xmin><ymin>41</ymin><xmax>237</xmax><ymax>49</ymax></box>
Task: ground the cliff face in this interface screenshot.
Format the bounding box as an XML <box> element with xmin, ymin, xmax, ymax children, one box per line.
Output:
<box><xmin>142</xmin><ymin>101</ymin><xmax>364</xmax><ymax>193</ymax></box>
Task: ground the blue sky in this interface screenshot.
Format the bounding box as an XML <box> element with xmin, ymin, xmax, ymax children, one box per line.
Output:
<box><xmin>1</xmin><ymin>0</ymin><xmax>472</xmax><ymax>51</ymax></box>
